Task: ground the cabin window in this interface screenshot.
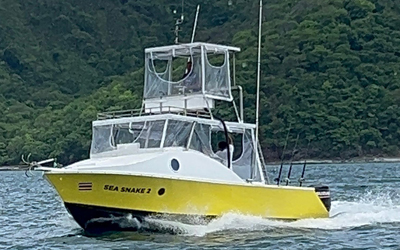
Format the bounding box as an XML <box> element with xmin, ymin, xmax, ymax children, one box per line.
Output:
<box><xmin>164</xmin><ymin>120</ymin><xmax>192</xmax><ymax>147</ymax></box>
<box><xmin>91</xmin><ymin>120</ymin><xmax>167</xmax><ymax>156</ymax></box>
<box><xmin>112</xmin><ymin>122</ymin><xmax>143</xmax><ymax>145</ymax></box>
<box><xmin>189</xmin><ymin>123</ymin><xmax>213</xmax><ymax>155</ymax></box>
<box><xmin>232</xmin><ymin>129</ymin><xmax>262</xmax><ymax>181</ymax></box>
<box><xmin>91</xmin><ymin>124</ymin><xmax>114</xmax><ymax>155</ymax></box>
<box><xmin>204</xmin><ymin>52</ymin><xmax>231</xmax><ymax>99</ymax></box>
<box><xmin>112</xmin><ymin>120</ymin><xmax>165</xmax><ymax>149</ymax></box>
<box><xmin>208</xmin><ymin>128</ymin><xmax>262</xmax><ymax>181</ymax></box>
<box><xmin>145</xmin><ymin>52</ymin><xmax>203</xmax><ymax>98</ymax></box>
<box><xmin>211</xmin><ymin>130</ymin><xmax>243</xmax><ymax>161</ymax></box>
<box><xmin>141</xmin><ymin>120</ymin><xmax>165</xmax><ymax>148</ymax></box>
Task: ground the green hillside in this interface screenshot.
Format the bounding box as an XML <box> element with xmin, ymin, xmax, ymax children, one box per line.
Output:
<box><xmin>1</xmin><ymin>0</ymin><xmax>400</xmax><ymax>165</ymax></box>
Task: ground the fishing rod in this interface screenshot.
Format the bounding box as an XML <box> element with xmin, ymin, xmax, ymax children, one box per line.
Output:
<box><xmin>299</xmin><ymin>139</ymin><xmax>311</xmax><ymax>187</ymax></box>
<box><xmin>285</xmin><ymin>134</ymin><xmax>299</xmax><ymax>186</ymax></box>
<box><xmin>275</xmin><ymin>123</ymin><xmax>291</xmax><ymax>185</ymax></box>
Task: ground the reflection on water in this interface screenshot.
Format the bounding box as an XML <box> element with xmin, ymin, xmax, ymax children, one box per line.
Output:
<box><xmin>1</xmin><ymin>163</ymin><xmax>400</xmax><ymax>249</ymax></box>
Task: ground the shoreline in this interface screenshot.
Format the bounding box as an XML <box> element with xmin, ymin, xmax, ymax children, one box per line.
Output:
<box><xmin>2</xmin><ymin>157</ymin><xmax>400</xmax><ymax>171</ymax></box>
<box><xmin>268</xmin><ymin>157</ymin><xmax>400</xmax><ymax>165</ymax></box>
<box><xmin>0</xmin><ymin>165</ymin><xmax>29</xmax><ymax>171</ymax></box>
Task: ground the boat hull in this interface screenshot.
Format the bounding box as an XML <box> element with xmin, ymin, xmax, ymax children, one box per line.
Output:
<box><xmin>64</xmin><ymin>202</ymin><xmax>216</xmax><ymax>233</ymax></box>
<box><xmin>45</xmin><ymin>172</ymin><xmax>329</xmax><ymax>232</ymax></box>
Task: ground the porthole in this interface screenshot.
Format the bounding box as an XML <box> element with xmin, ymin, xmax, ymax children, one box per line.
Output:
<box><xmin>158</xmin><ymin>188</ymin><xmax>165</xmax><ymax>196</ymax></box>
<box><xmin>170</xmin><ymin>158</ymin><xmax>180</xmax><ymax>171</ymax></box>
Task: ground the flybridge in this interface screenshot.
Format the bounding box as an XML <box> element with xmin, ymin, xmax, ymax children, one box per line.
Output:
<box><xmin>143</xmin><ymin>42</ymin><xmax>240</xmax><ymax>113</ymax></box>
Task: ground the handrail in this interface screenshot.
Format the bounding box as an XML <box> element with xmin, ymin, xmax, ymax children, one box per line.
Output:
<box><xmin>97</xmin><ymin>106</ymin><xmax>212</xmax><ymax>120</ymax></box>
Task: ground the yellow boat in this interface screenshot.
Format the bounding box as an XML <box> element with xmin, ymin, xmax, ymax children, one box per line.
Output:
<box><xmin>37</xmin><ymin>42</ymin><xmax>330</xmax><ymax>232</ymax></box>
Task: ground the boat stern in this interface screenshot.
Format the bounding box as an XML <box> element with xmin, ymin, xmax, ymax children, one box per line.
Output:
<box><xmin>315</xmin><ymin>186</ymin><xmax>331</xmax><ymax>212</ymax></box>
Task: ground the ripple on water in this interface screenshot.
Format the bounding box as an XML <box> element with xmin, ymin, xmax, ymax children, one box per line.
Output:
<box><xmin>1</xmin><ymin>163</ymin><xmax>400</xmax><ymax>249</ymax></box>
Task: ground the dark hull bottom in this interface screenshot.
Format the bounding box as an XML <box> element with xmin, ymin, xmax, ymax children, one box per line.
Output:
<box><xmin>64</xmin><ymin>203</ymin><xmax>214</xmax><ymax>234</ymax></box>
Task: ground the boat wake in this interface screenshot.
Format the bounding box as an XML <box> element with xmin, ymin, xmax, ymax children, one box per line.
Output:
<box><xmin>60</xmin><ymin>190</ymin><xmax>400</xmax><ymax>237</ymax></box>
<box><xmin>136</xmin><ymin>190</ymin><xmax>400</xmax><ymax>236</ymax></box>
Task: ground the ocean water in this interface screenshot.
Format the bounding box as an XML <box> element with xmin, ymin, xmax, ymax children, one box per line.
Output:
<box><xmin>1</xmin><ymin>163</ymin><xmax>400</xmax><ymax>249</ymax></box>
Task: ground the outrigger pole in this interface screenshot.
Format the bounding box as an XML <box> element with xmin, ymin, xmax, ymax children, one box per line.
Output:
<box><xmin>255</xmin><ymin>0</ymin><xmax>262</xmax><ymax>161</ymax></box>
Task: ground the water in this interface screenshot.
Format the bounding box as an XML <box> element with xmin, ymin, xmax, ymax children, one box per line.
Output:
<box><xmin>1</xmin><ymin>163</ymin><xmax>400</xmax><ymax>249</ymax></box>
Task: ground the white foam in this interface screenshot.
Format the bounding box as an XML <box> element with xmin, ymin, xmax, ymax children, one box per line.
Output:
<box><xmin>142</xmin><ymin>190</ymin><xmax>400</xmax><ymax>236</ymax></box>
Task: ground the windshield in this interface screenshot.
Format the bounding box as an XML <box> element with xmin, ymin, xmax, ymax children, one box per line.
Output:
<box><xmin>164</xmin><ymin>120</ymin><xmax>192</xmax><ymax>147</ymax></box>
<box><xmin>90</xmin><ymin>119</ymin><xmax>214</xmax><ymax>156</ymax></box>
<box><xmin>90</xmin><ymin>120</ymin><xmax>166</xmax><ymax>156</ymax></box>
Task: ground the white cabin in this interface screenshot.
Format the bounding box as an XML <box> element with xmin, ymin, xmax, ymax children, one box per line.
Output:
<box><xmin>90</xmin><ymin>42</ymin><xmax>267</xmax><ymax>183</ymax></box>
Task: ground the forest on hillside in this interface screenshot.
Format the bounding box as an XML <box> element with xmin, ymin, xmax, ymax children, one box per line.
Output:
<box><xmin>1</xmin><ymin>0</ymin><xmax>400</xmax><ymax>165</ymax></box>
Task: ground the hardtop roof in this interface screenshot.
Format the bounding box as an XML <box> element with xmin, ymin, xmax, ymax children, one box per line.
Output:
<box><xmin>93</xmin><ymin>113</ymin><xmax>255</xmax><ymax>132</ymax></box>
<box><xmin>144</xmin><ymin>42</ymin><xmax>241</xmax><ymax>54</ymax></box>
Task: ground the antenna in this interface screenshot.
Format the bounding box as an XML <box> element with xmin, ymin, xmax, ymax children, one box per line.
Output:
<box><xmin>184</xmin><ymin>5</ymin><xmax>200</xmax><ymax>71</ymax></box>
<box><xmin>255</xmin><ymin>0</ymin><xmax>262</xmax><ymax>152</ymax></box>
<box><xmin>173</xmin><ymin>0</ymin><xmax>185</xmax><ymax>44</ymax></box>
<box><xmin>191</xmin><ymin>5</ymin><xmax>200</xmax><ymax>43</ymax></box>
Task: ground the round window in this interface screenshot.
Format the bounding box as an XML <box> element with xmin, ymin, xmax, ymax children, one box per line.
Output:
<box><xmin>171</xmin><ymin>159</ymin><xmax>180</xmax><ymax>171</ymax></box>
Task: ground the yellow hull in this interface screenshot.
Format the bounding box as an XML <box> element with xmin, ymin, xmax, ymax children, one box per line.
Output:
<box><xmin>46</xmin><ymin>172</ymin><xmax>329</xmax><ymax>227</ymax></box>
